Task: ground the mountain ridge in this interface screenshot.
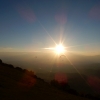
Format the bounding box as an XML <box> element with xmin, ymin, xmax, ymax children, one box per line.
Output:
<box><xmin>1</xmin><ymin>59</ymin><xmax>98</xmax><ymax>100</ymax></box>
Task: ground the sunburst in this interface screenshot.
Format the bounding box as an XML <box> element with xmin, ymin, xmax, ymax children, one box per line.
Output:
<box><xmin>44</xmin><ymin>43</ymin><xmax>67</xmax><ymax>55</ymax></box>
<box><xmin>55</xmin><ymin>44</ymin><xmax>66</xmax><ymax>54</ymax></box>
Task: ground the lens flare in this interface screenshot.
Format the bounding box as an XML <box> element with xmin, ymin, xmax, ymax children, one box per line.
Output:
<box><xmin>55</xmin><ymin>44</ymin><xmax>66</xmax><ymax>54</ymax></box>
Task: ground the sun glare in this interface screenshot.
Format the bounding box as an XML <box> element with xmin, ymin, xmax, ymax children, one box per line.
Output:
<box><xmin>44</xmin><ymin>43</ymin><xmax>67</xmax><ymax>55</ymax></box>
<box><xmin>55</xmin><ymin>44</ymin><xmax>66</xmax><ymax>54</ymax></box>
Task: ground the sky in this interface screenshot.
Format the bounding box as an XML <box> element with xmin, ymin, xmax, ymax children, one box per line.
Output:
<box><xmin>0</xmin><ymin>0</ymin><xmax>100</xmax><ymax>55</ymax></box>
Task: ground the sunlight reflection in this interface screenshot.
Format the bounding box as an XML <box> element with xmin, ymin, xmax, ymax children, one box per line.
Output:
<box><xmin>17</xmin><ymin>5</ymin><xmax>36</xmax><ymax>22</ymax></box>
<box><xmin>18</xmin><ymin>70</ymin><xmax>36</xmax><ymax>90</ymax></box>
<box><xmin>88</xmin><ymin>76</ymin><xmax>100</xmax><ymax>93</ymax></box>
<box><xmin>55</xmin><ymin>72</ymin><xmax>68</xmax><ymax>84</ymax></box>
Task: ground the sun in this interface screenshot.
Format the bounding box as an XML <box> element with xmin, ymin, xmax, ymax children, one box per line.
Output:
<box><xmin>55</xmin><ymin>44</ymin><xmax>66</xmax><ymax>54</ymax></box>
<box><xmin>43</xmin><ymin>43</ymin><xmax>67</xmax><ymax>55</ymax></box>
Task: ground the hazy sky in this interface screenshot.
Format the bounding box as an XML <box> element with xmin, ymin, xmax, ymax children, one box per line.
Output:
<box><xmin>0</xmin><ymin>0</ymin><xmax>100</xmax><ymax>55</ymax></box>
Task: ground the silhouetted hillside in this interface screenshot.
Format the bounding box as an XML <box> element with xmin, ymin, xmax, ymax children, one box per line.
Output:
<box><xmin>0</xmin><ymin>59</ymin><xmax>99</xmax><ymax>100</ymax></box>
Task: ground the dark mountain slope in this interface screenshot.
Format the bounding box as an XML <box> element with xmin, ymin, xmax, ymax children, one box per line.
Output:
<box><xmin>0</xmin><ymin>59</ymin><xmax>94</xmax><ymax>100</ymax></box>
